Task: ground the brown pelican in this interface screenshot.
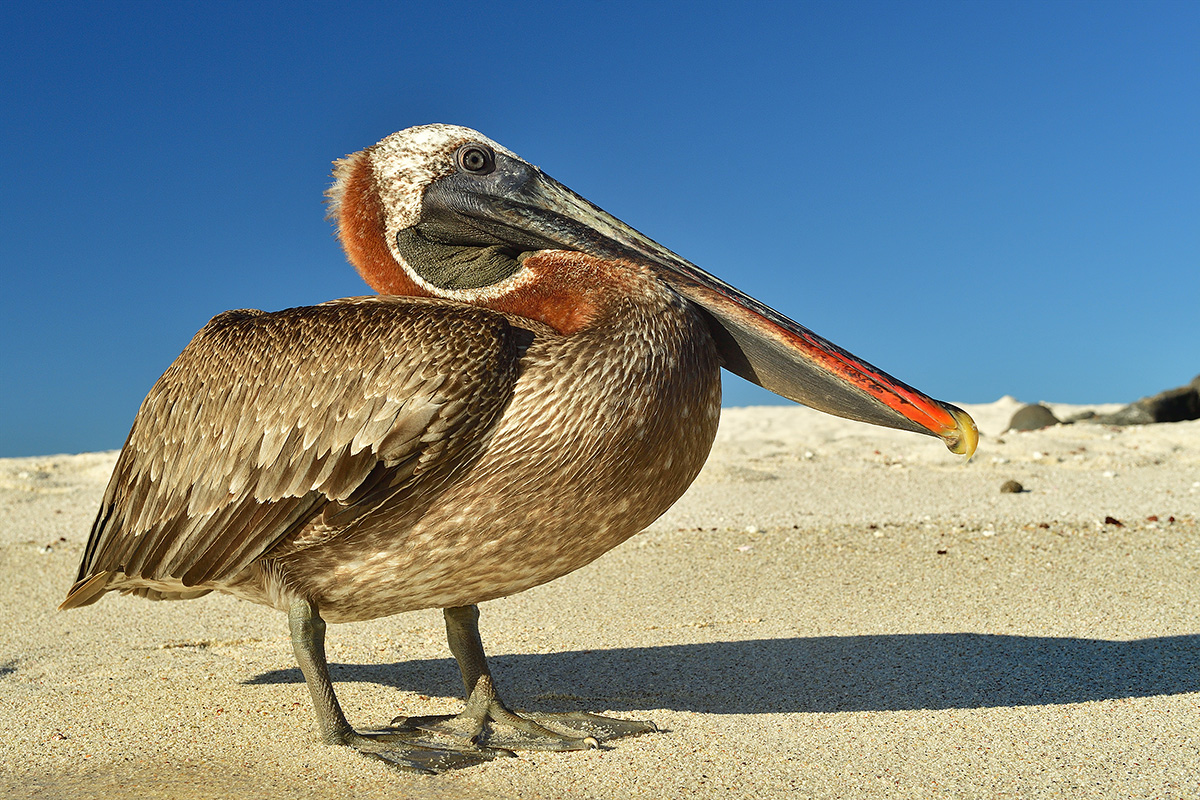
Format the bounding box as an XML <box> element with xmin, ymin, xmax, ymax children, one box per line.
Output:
<box><xmin>61</xmin><ymin>124</ymin><xmax>977</xmax><ymax>772</ymax></box>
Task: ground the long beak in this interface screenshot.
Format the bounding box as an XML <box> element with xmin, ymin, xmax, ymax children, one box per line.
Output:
<box><xmin>430</xmin><ymin>161</ymin><xmax>979</xmax><ymax>457</ymax></box>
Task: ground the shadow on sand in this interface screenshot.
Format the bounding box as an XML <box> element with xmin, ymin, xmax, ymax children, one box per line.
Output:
<box><xmin>246</xmin><ymin>632</ymin><xmax>1200</xmax><ymax>713</ymax></box>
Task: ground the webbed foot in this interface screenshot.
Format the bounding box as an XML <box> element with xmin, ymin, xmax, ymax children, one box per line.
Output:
<box><xmin>390</xmin><ymin>675</ymin><xmax>657</xmax><ymax>751</ymax></box>
<box><xmin>333</xmin><ymin>728</ymin><xmax>514</xmax><ymax>773</ymax></box>
<box><xmin>412</xmin><ymin>606</ymin><xmax>659</xmax><ymax>751</ymax></box>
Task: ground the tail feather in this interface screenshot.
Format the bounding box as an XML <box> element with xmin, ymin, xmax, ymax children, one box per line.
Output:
<box><xmin>59</xmin><ymin>571</ymin><xmax>114</xmax><ymax>610</ymax></box>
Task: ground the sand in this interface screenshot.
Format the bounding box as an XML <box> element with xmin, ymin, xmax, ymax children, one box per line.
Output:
<box><xmin>1</xmin><ymin>397</ymin><xmax>1197</xmax><ymax>799</ymax></box>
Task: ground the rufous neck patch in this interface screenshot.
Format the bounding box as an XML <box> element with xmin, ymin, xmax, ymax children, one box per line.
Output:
<box><xmin>335</xmin><ymin>153</ymin><xmax>428</xmax><ymax>298</ymax></box>
<box><xmin>487</xmin><ymin>251</ymin><xmax>652</xmax><ymax>335</ymax></box>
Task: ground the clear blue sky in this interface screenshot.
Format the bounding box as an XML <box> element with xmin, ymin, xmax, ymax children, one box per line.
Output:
<box><xmin>2</xmin><ymin>2</ymin><xmax>1197</xmax><ymax>458</ymax></box>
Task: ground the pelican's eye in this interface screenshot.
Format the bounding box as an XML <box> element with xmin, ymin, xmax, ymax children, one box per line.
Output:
<box><xmin>455</xmin><ymin>144</ymin><xmax>495</xmax><ymax>175</ymax></box>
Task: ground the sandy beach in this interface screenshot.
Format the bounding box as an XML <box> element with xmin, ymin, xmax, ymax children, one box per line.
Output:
<box><xmin>2</xmin><ymin>397</ymin><xmax>1197</xmax><ymax>799</ymax></box>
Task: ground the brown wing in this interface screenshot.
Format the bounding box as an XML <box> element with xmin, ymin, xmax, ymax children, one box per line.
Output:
<box><xmin>61</xmin><ymin>296</ymin><xmax>522</xmax><ymax>608</ymax></box>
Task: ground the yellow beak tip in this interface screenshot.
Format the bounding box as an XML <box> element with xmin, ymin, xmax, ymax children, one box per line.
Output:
<box><xmin>944</xmin><ymin>406</ymin><xmax>979</xmax><ymax>459</ymax></box>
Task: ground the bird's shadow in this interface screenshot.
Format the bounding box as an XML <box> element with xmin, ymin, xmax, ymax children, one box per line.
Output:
<box><xmin>246</xmin><ymin>632</ymin><xmax>1200</xmax><ymax>713</ymax></box>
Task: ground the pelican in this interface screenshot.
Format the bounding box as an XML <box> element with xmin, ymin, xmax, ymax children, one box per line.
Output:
<box><xmin>62</xmin><ymin>124</ymin><xmax>977</xmax><ymax>772</ymax></box>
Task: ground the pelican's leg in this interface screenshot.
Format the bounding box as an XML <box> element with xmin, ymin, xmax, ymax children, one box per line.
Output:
<box><xmin>390</xmin><ymin>604</ymin><xmax>657</xmax><ymax>750</ymax></box>
<box><xmin>288</xmin><ymin>598</ymin><xmax>508</xmax><ymax>772</ymax></box>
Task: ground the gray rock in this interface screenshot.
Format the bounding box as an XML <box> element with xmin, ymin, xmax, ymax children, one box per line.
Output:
<box><xmin>1007</xmin><ymin>403</ymin><xmax>1062</xmax><ymax>431</ymax></box>
<box><xmin>1092</xmin><ymin>404</ymin><xmax>1157</xmax><ymax>426</ymax></box>
<box><xmin>1092</xmin><ymin>376</ymin><xmax>1200</xmax><ymax>425</ymax></box>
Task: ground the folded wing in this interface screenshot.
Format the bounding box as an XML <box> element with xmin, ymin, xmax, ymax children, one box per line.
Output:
<box><xmin>62</xmin><ymin>296</ymin><xmax>522</xmax><ymax>608</ymax></box>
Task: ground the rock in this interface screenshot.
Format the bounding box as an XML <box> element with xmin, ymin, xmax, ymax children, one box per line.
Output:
<box><xmin>1007</xmin><ymin>403</ymin><xmax>1061</xmax><ymax>431</ymax></box>
<box><xmin>1145</xmin><ymin>383</ymin><xmax>1200</xmax><ymax>422</ymax></box>
<box><xmin>1000</xmin><ymin>480</ymin><xmax>1024</xmax><ymax>494</ymax></box>
<box><xmin>1092</xmin><ymin>376</ymin><xmax>1200</xmax><ymax>425</ymax></box>
<box><xmin>1092</xmin><ymin>404</ymin><xmax>1157</xmax><ymax>426</ymax></box>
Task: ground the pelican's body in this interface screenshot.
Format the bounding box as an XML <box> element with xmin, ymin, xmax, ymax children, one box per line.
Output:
<box><xmin>293</xmin><ymin>291</ymin><xmax>718</xmax><ymax>622</ymax></box>
<box><xmin>244</xmin><ymin>283</ymin><xmax>715</xmax><ymax>622</ymax></box>
<box><xmin>62</xmin><ymin>125</ymin><xmax>977</xmax><ymax>771</ymax></box>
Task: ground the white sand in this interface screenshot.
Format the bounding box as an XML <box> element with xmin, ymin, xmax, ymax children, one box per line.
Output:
<box><xmin>1</xmin><ymin>399</ymin><xmax>1197</xmax><ymax>799</ymax></box>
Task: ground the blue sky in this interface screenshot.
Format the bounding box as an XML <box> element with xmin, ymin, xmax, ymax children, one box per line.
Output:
<box><xmin>2</xmin><ymin>1</ymin><xmax>1197</xmax><ymax>458</ymax></box>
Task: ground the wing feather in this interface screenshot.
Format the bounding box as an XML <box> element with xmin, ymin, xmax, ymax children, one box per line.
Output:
<box><xmin>62</xmin><ymin>296</ymin><xmax>520</xmax><ymax>608</ymax></box>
